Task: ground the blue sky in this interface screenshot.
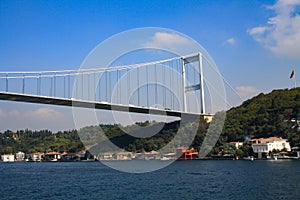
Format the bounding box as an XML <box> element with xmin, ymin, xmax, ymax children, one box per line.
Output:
<box><xmin>1</xmin><ymin>0</ymin><xmax>300</xmax><ymax>131</ymax></box>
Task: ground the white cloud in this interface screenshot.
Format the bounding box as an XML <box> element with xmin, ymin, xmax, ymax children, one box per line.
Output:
<box><xmin>225</xmin><ymin>38</ymin><xmax>236</xmax><ymax>45</ymax></box>
<box><xmin>248</xmin><ymin>26</ymin><xmax>269</xmax><ymax>35</ymax></box>
<box><xmin>236</xmin><ymin>86</ymin><xmax>262</xmax><ymax>99</ymax></box>
<box><xmin>24</xmin><ymin>107</ymin><xmax>64</xmax><ymax>121</ymax></box>
<box><xmin>248</xmin><ymin>0</ymin><xmax>300</xmax><ymax>58</ymax></box>
<box><xmin>143</xmin><ymin>32</ymin><xmax>192</xmax><ymax>51</ymax></box>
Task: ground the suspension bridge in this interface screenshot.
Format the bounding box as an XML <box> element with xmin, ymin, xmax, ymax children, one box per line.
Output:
<box><xmin>0</xmin><ymin>52</ymin><xmax>233</xmax><ymax>119</ymax></box>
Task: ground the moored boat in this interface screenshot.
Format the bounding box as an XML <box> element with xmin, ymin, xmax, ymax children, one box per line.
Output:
<box><xmin>243</xmin><ymin>156</ymin><xmax>254</xmax><ymax>161</ymax></box>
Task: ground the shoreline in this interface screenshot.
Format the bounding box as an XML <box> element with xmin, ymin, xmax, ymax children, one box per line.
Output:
<box><xmin>1</xmin><ymin>157</ymin><xmax>299</xmax><ymax>163</ymax></box>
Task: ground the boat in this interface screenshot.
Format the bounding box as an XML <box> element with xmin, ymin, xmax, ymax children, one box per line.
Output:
<box><xmin>243</xmin><ymin>156</ymin><xmax>254</xmax><ymax>161</ymax></box>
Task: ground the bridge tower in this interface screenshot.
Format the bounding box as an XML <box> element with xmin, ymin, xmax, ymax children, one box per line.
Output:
<box><xmin>182</xmin><ymin>53</ymin><xmax>205</xmax><ymax>114</ymax></box>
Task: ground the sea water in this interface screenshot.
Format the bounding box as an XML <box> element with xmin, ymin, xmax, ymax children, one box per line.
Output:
<box><xmin>0</xmin><ymin>160</ymin><xmax>299</xmax><ymax>200</ymax></box>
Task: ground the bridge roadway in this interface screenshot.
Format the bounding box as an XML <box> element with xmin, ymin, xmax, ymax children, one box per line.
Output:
<box><xmin>0</xmin><ymin>92</ymin><xmax>209</xmax><ymax>119</ymax></box>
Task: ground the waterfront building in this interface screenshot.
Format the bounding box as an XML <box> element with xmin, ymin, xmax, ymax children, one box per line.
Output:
<box><xmin>176</xmin><ymin>147</ymin><xmax>199</xmax><ymax>160</ymax></box>
<box><xmin>30</xmin><ymin>152</ymin><xmax>44</xmax><ymax>162</ymax></box>
<box><xmin>114</xmin><ymin>152</ymin><xmax>132</xmax><ymax>160</ymax></box>
<box><xmin>98</xmin><ymin>153</ymin><xmax>113</xmax><ymax>160</ymax></box>
<box><xmin>77</xmin><ymin>150</ymin><xmax>87</xmax><ymax>160</ymax></box>
<box><xmin>1</xmin><ymin>154</ymin><xmax>15</xmax><ymax>162</ymax></box>
<box><xmin>62</xmin><ymin>153</ymin><xmax>80</xmax><ymax>161</ymax></box>
<box><xmin>161</xmin><ymin>153</ymin><xmax>176</xmax><ymax>160</ymax></box>
<box><xmin>250</xmin><ymin>137</ymin><xmax>291</xmax><ymax>159</ymax></box>
<box><xmin>15</xmin><ymin>151</ymin><xmax>25</xmax><ymax>161</ymax></box>
<box><xmin>135</xmin><ymin>151</ymin><xmax>160</xmax><ymax>160</ymax></box>
<box><xmin>44</xmin><ymin>152</ymin><xmax>61</xmax><ymax>161</ymax></box>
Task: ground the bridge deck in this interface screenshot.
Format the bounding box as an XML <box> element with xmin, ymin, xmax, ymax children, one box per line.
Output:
<box><xmin>0</xmin><ymin>92</ymin><xmax>208</xmax><ymax>119</ymax></box>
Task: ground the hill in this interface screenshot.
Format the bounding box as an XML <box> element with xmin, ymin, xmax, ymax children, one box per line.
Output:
<box><xmin>0</xmin><ymin>119</ymin><xmax>209</xmax><ymax>154</ymax></box>
<box><xmin>222</xmin><ymin>87</ymin><xmax>300</xmax><ymax>147</ymax></box>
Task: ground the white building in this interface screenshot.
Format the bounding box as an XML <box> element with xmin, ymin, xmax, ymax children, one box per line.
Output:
<box><xmin>1</xmin><ymin>154</ymin><xmax>15</xmax><ymax>162</ymax></box>
<box><xmin>115</xmin><ymin>152</ymin><xmax>132</xmax><ymax>160</ymax></box>
<box><xmin>229</xmin><ymin>142</ymin><xmax>243</xmax><ymax>149</ymax></box>
<box><xmin>30</xmin><ymin>152</ymin><xmax>43</xmax><ymax>162</ymax></box>
<box><xmin>250</xmin><ymin>137</ymin><xmax>291</xmax><ymax>158</ymax></box>
<box><xmin>15</xmin><ymin>151</ymin><xmax>25</xmax><ymax>161</ymax></box>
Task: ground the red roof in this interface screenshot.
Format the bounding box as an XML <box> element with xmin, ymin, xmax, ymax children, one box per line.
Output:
<box><xmin>31</xmin><ymin>152</ymin><xmax>44</xmax><ymax>156</ymax></box>
<box><xmin>45</xmin><ymin>152</ymin><xmax>61</xmax><ymax>155</ymax></box>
